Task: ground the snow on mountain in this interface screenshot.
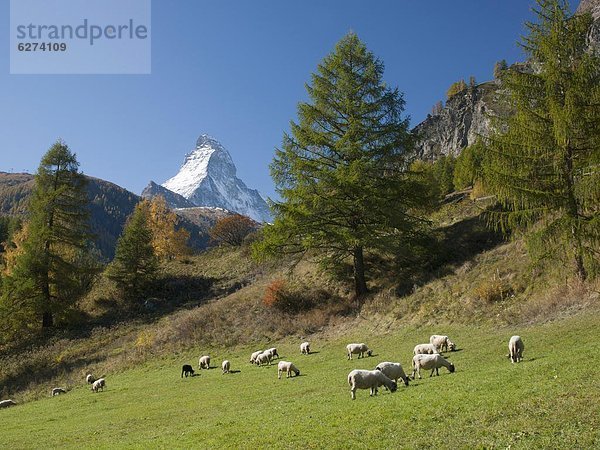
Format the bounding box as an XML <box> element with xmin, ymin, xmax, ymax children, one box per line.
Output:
<box><xmin>161</xmin><ymin>134</ymin><xmax>272</xmax><ymax>223</ymax></box>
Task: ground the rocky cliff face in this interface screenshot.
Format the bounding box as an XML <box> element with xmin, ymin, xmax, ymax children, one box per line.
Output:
<box><xmin>413</xmin><ymin>81</ymin><xmax>501</xmax><ymax>159</ymax></box>
<box><xmin>578</xmin><ymin>0</ymin><xmax>600</xmax><ymax>50</ymax></box>
<box><xmin>159</xmin><ymin>135</ymin><xmax>272</xmax><ymax>223</ymax></box>
<box><xmin>414</xmin><ymin>1</ymin><xmax>599</xmax><ymax>160</ymax></box>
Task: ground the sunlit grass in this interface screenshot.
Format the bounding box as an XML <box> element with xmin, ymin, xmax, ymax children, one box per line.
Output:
<box><xmin>2</xmin><ymin>312</ymin><xmax>599</xmax><ymax>448</ymax></box>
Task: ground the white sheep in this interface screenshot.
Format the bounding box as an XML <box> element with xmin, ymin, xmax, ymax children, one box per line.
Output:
<box><xmin>86</xmin><ymin>374</ymin><xmax>95</xmax><ymax>384</ymax></box>
<box><xmin>52</xmin><ymin>387</ymin><xmax>67</xmax><ymax>396</ymax></box>
<box><xmin>347</xmin><ymin>369</ymin><xmax>397</xmax><ymax>400</ymax></box>
<box><xmin>222</xmin><ymin>360</ymin><xmax>231</xmax><ymax>374</ymax></box>
<box><xmin>255</xmin><ymin>352</ymin><xmax>272</xmax><ymax>366</ymax></box>
<box><xmin>199</xmin><ymin>355</ymin><xmax>211</xmax><ymax>370</ymax></box>
<box><xmin>300</xmin><ymin>342</ymin><xmax>311</xmax><ymax>355</ymax></box>
<box><xmin>430</xmin><ymin>335</ymin><xmax>456</xmax><ymax>352</ymax></box>
<box><xmin>508</xmin><ymin>335</ymin><xmax>524</xmax><ymax>363</ymax></box>
<box><xmin>91</xmin><ymin>378</ymin><xmax>106</xmax><ymax>392</ymax></box>
<box><xmin>413</xmin><ymin>343</ymin><xmax>439</xmax><ymax>355</ymax></box>
<box><xmin>265</xmin><ymin>347</ymin><xmax>279</xmax><ymax>360</ymax></box>
<box><xmin>0</xmin><ymin>399</ymin><xmax>17</xmax><ymax>408</ymax></box>
<box><xmin>375</xmin><ymin>362</ymin><xmax>410</xmax><ymax>387</ymax></box>
<box><xmin>250</xmin><ymin>350</ymin><xmax>263</xmax><ymax>364</ymax></box>
<box><xmin>411</xmin><ymin>354</ymin><xmax>455</xmax><ymax>379</ymax></box>
<box><xmin>346</xmin><ymin>343</ymin><xmax>372</xmax><ymax>360</ymax></box>
<box><xmin>277</xmin><ymin>361</ymin><xmax>300</xmax><ymax>379</ymax></box>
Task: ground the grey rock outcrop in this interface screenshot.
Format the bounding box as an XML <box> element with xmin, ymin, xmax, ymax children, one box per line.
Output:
<box><xmin>413</xmin><ymin>82</ymin><xmax>501</xmax><ymax>160</ymax></box>
<box><xmin>141</xmin><ymin>181</ymin><xmax>196</xmax><ymax>209</ymax></box>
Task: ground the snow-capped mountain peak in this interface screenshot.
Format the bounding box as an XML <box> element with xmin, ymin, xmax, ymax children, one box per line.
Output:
<box><xmin>159</xmin><ymin>134</ymin><xmax>272</xmax><ymax>223</ymax></box>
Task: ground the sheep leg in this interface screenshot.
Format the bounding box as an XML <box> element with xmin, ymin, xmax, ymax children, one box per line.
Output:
<box><xmin>278</xmin><ymin>369</ymin><xmax>282</xmax><ymax>379</ymax></box>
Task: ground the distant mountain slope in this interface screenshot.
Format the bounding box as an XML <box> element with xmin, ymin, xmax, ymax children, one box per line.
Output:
<box><xmin>0</xmin><ymin>172</ymin><xmax>217</xmax><ymax>260</ymax></box>
<box><xmin>141</xmin><ymin>181</ymin><xmax>196</xmax><ymax>209</ymax></box>
<box><xmin>158</xmin><ymin>135</ymin><xmax>272</xmax><ymax>223</ymax></box>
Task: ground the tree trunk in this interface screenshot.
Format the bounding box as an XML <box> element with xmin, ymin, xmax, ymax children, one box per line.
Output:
<box><xmin>42</xmin><ymin>310</ymin><xmax>53</xmax><ymax>328</ymax></box>
<box><xmin>564</xmin><ymin>145</ymin><xmax>587</xmax><ymax>282</ymax></box>
<box><xmin>353</xmin><ymin>246</ymin><xmax>368</xmax><ymax>297</ymax></box>
<box><xmin>574</xmin><ymin>248</ymin><xmax>587</xmax><ymax>282</ymax></box>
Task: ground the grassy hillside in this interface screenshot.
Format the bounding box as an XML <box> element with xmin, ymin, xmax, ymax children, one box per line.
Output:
<box><xmin>2</xmin><ymin>312</ymin><xmax>599</xmax><ymax>448</ymax></box>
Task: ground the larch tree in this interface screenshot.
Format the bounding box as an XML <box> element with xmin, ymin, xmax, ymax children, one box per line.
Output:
<box><xmin>484</xmin><ymin>0</ymin><xmax>600</xmax><ymax>279</ymax></box>
<box><xmin>0</xmin><ymin>140</ymin><xmax>92</xmax><ymax>330</ymax></box>
<box><xmin>107</xmin><ymin>201</ymin><xmax>159</xmax><ymax>299</ymax></box>
<box><xmin>255</xmin><ymin>33</ymin><xmax>431</xmax><ymax>297</ymax></box>
<box><xmin>147</xmin><ymin>197</ymin><xmax>190</xmax><ymax>260</ymax></box>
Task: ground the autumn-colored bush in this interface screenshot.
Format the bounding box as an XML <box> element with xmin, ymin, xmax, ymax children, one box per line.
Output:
<box><xmin>210</xmin><ymin>214</ymin><xmax>257</xmax><ymax>246</ymax></box>
<box><xmin>262</xmin><ymin>279</ymin><xmax>322</xmax><ymax>313</ymax></box>
<box><xmin>474</xmin><ymin>277</ymin><xmax>513</xmax><ymax>303</ymax></box>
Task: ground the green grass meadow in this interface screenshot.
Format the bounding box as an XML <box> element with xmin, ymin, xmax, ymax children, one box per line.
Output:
<box><xmin>2</xmin><ymin>312</ymin><xmax>599</xmax><ymax>449</ymax></box>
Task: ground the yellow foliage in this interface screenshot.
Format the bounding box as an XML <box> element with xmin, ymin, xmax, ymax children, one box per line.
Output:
<box><xmin>2</xmin><ymin>223</ymin><xmax>28</xmax><ymax>276</ymax></box>
<box><xmin>146</xmin><ymin>196</ymin><xmax>191</xmax><ymax>260</ymax></box>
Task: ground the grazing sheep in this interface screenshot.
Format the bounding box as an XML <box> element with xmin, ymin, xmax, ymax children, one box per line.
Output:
<box><xmin>250</xmin><ymin>350</ymin><xmax>263</xmax><ymax>364</ymax></box>
<box><xmin>91</xmin><ymin>378</ymin><xmax>106</xmax><ymax>393</ymax></box>
<box><xmin>346</xmin><ymin>343</ymin><xmax>373</xmax><ymax>360</ymax></box>
<box><xmin>509</xmin><ymin>335</ymin><xmax>525</xmax><ymax>363</ymax></box>
<box><xmin>199</xmin><ymin>355</ymin><xmax>211</xmax><ymax>370</ymax></box>
<box><xmin>181</xmin><ymin>364</ymin><xmax>195</xmax><ymax>378</ymax></box>
<box><xmin>0</xmin><ymin>399</ymin><xmax>17</xmax><ymax>408</ymax></box>
<box><xmin>52</xmin><ymin>387</ymin><xmax>67</xmax><ymax>396</ymax></box>
<box><xmin>347</xmin><ymin>369</ymin><xmax>397</xmax><ymax>400</ymax></box>
<box><xmin>413</xmin><ymin>343</ymin><xmax>439</xmax><ymax>355</ymax></box>
<box><xmin>86</xmin><ymin>374</ymin><xmax>96</xmax><ymax>384</ymax></box>
<box><xmin>300</xmin><ymin>342</ymin><xmax>311</xmax><ymax>355</ymax></box>
<box><xmin>255</xmin><ymin>352</ymin><xmax>272</xmax><ymax>366</ymax></box>
<box><xmin>265</xmin><ymin>347</ymin><xmax>279</xmax><ymax>360</ymax></box>
<box><xmin>277</xmin><ymin>361</ymin><xmax>300</xmax><ymax>379</ymax></box>
<box><xmin>375</xmin><ymin>362</ymin><xmax>410</xmax><ymax>387</ymax></box>
<box><xmin>430</xmin><ymin>335</ymin><xmax>456</xmax><ymax>352</ymax></box>
<box><xmin>411</xmin><ymin>354</ymin><xmax>455</xmax><ymax>379</ymax></box>
<box><xmin>222</xmin><ymin>360</ymin><xmax>231</xmax><ymax>374</ymax></box>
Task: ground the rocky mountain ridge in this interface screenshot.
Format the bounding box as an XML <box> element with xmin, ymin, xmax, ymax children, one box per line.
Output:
<box><xmin>148</xmin><ymin>135</ymin><xmax>271</xmax><ymax>223</ymax></box>
<box><xmin>414</xmin><ymin>1</ymin><xmax>599</xmax><ymax>160</ymax></box>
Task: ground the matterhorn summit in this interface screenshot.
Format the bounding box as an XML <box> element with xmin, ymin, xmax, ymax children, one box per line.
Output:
<box><xmin>157</xmin><ymin>134</ymin><xmax>271</xmax><ymax>222</ymax></box>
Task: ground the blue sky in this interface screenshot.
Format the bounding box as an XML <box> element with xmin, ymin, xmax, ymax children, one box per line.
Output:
<box><xmin>0</xmin><ymin>1</ymin><xmax>577</xmax><ymax>200</ymax></box>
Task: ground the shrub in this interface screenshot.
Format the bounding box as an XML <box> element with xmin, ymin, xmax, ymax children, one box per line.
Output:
<box><xmin>474</xmin><ymin>277</ymin><xmax>513</xmax><ymax>303</ymax></box>
<box><xmin>262</xmin><ymin>279</ymin><xmax>319</xmax><ymax>313</ymax></box>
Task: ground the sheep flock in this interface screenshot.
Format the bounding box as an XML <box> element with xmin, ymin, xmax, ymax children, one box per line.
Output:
<box><xmin>1</xmin><ymin>333</ymin><xmax>528</xmax><ymax>408</ymax></box>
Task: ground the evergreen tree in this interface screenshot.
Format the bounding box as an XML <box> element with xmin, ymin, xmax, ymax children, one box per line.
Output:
<box><xmin>454</xmin><ymin>140</ymin><xmax>485</xmax><ymax>190</ymax></box>
<box><xmin>432</xmin><ymin>155</ymin><xmax>456</xmax><ymax>196</ymax></box>
<box><xmin>494</xmin><ymin>59</ymin><xmax>508</xmax><ymax>79</ymax></box>
<box><xmin>0</xmin><ymin>140</ymin><xmax>92</xmax><ymax>329</ymax></box>
<box><xmin>107</xmin><ymin>201</ymin><xmax>158</xmax><ymax>299</ymax></box>
<box><xmin>447</xmin><ymin>79</ymin><xmax>467</xmax><ymax>99</ymax></box>
<box><xmin>255</xmin><ymin>33</ymin><xmax>430</xmax><ymax>296</ymax></box>
<box><xmin>484</xmin><ymin>0</ymin><xmax>600</xmax><ymax>279</ymax></box>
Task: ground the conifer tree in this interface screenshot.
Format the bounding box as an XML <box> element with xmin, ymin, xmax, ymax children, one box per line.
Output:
<box><xmin>147</xmin><ymin>197</ymin><xmax>190</xmax><ymax>260</ymax></box>
<box><xmin>485</xmin><ymin>0</ymin><xmax>600</xmax><ymax>279</ymax></box>
<box><xmin>107</xmin><ymin>201</ymin><xmax>158</xmax><ymax>298</ymax></box>
<box><xmin>0</xmin><ymin>140</ymin><xmax>92</xmax><ymax>329</ymax></box>
<box><xmin>256</xmin><ymin>33</ymin><xmax>430</xmax><ymax>296</ymax></box>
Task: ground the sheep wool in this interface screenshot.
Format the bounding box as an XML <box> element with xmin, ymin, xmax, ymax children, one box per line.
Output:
<box><xmin>346</xmin><ymin>343</ymin><xmax>372</xmax><ymax>360</ymax></box>
<box><xmin>277</xmin><ymin>361</ymin><xmax>300</xmax><ymax>379</ymax></box>
<box><xmin>347</xmin><ymin>369</ymin><xmax>397</xmax><ymax>400</ymax></box>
